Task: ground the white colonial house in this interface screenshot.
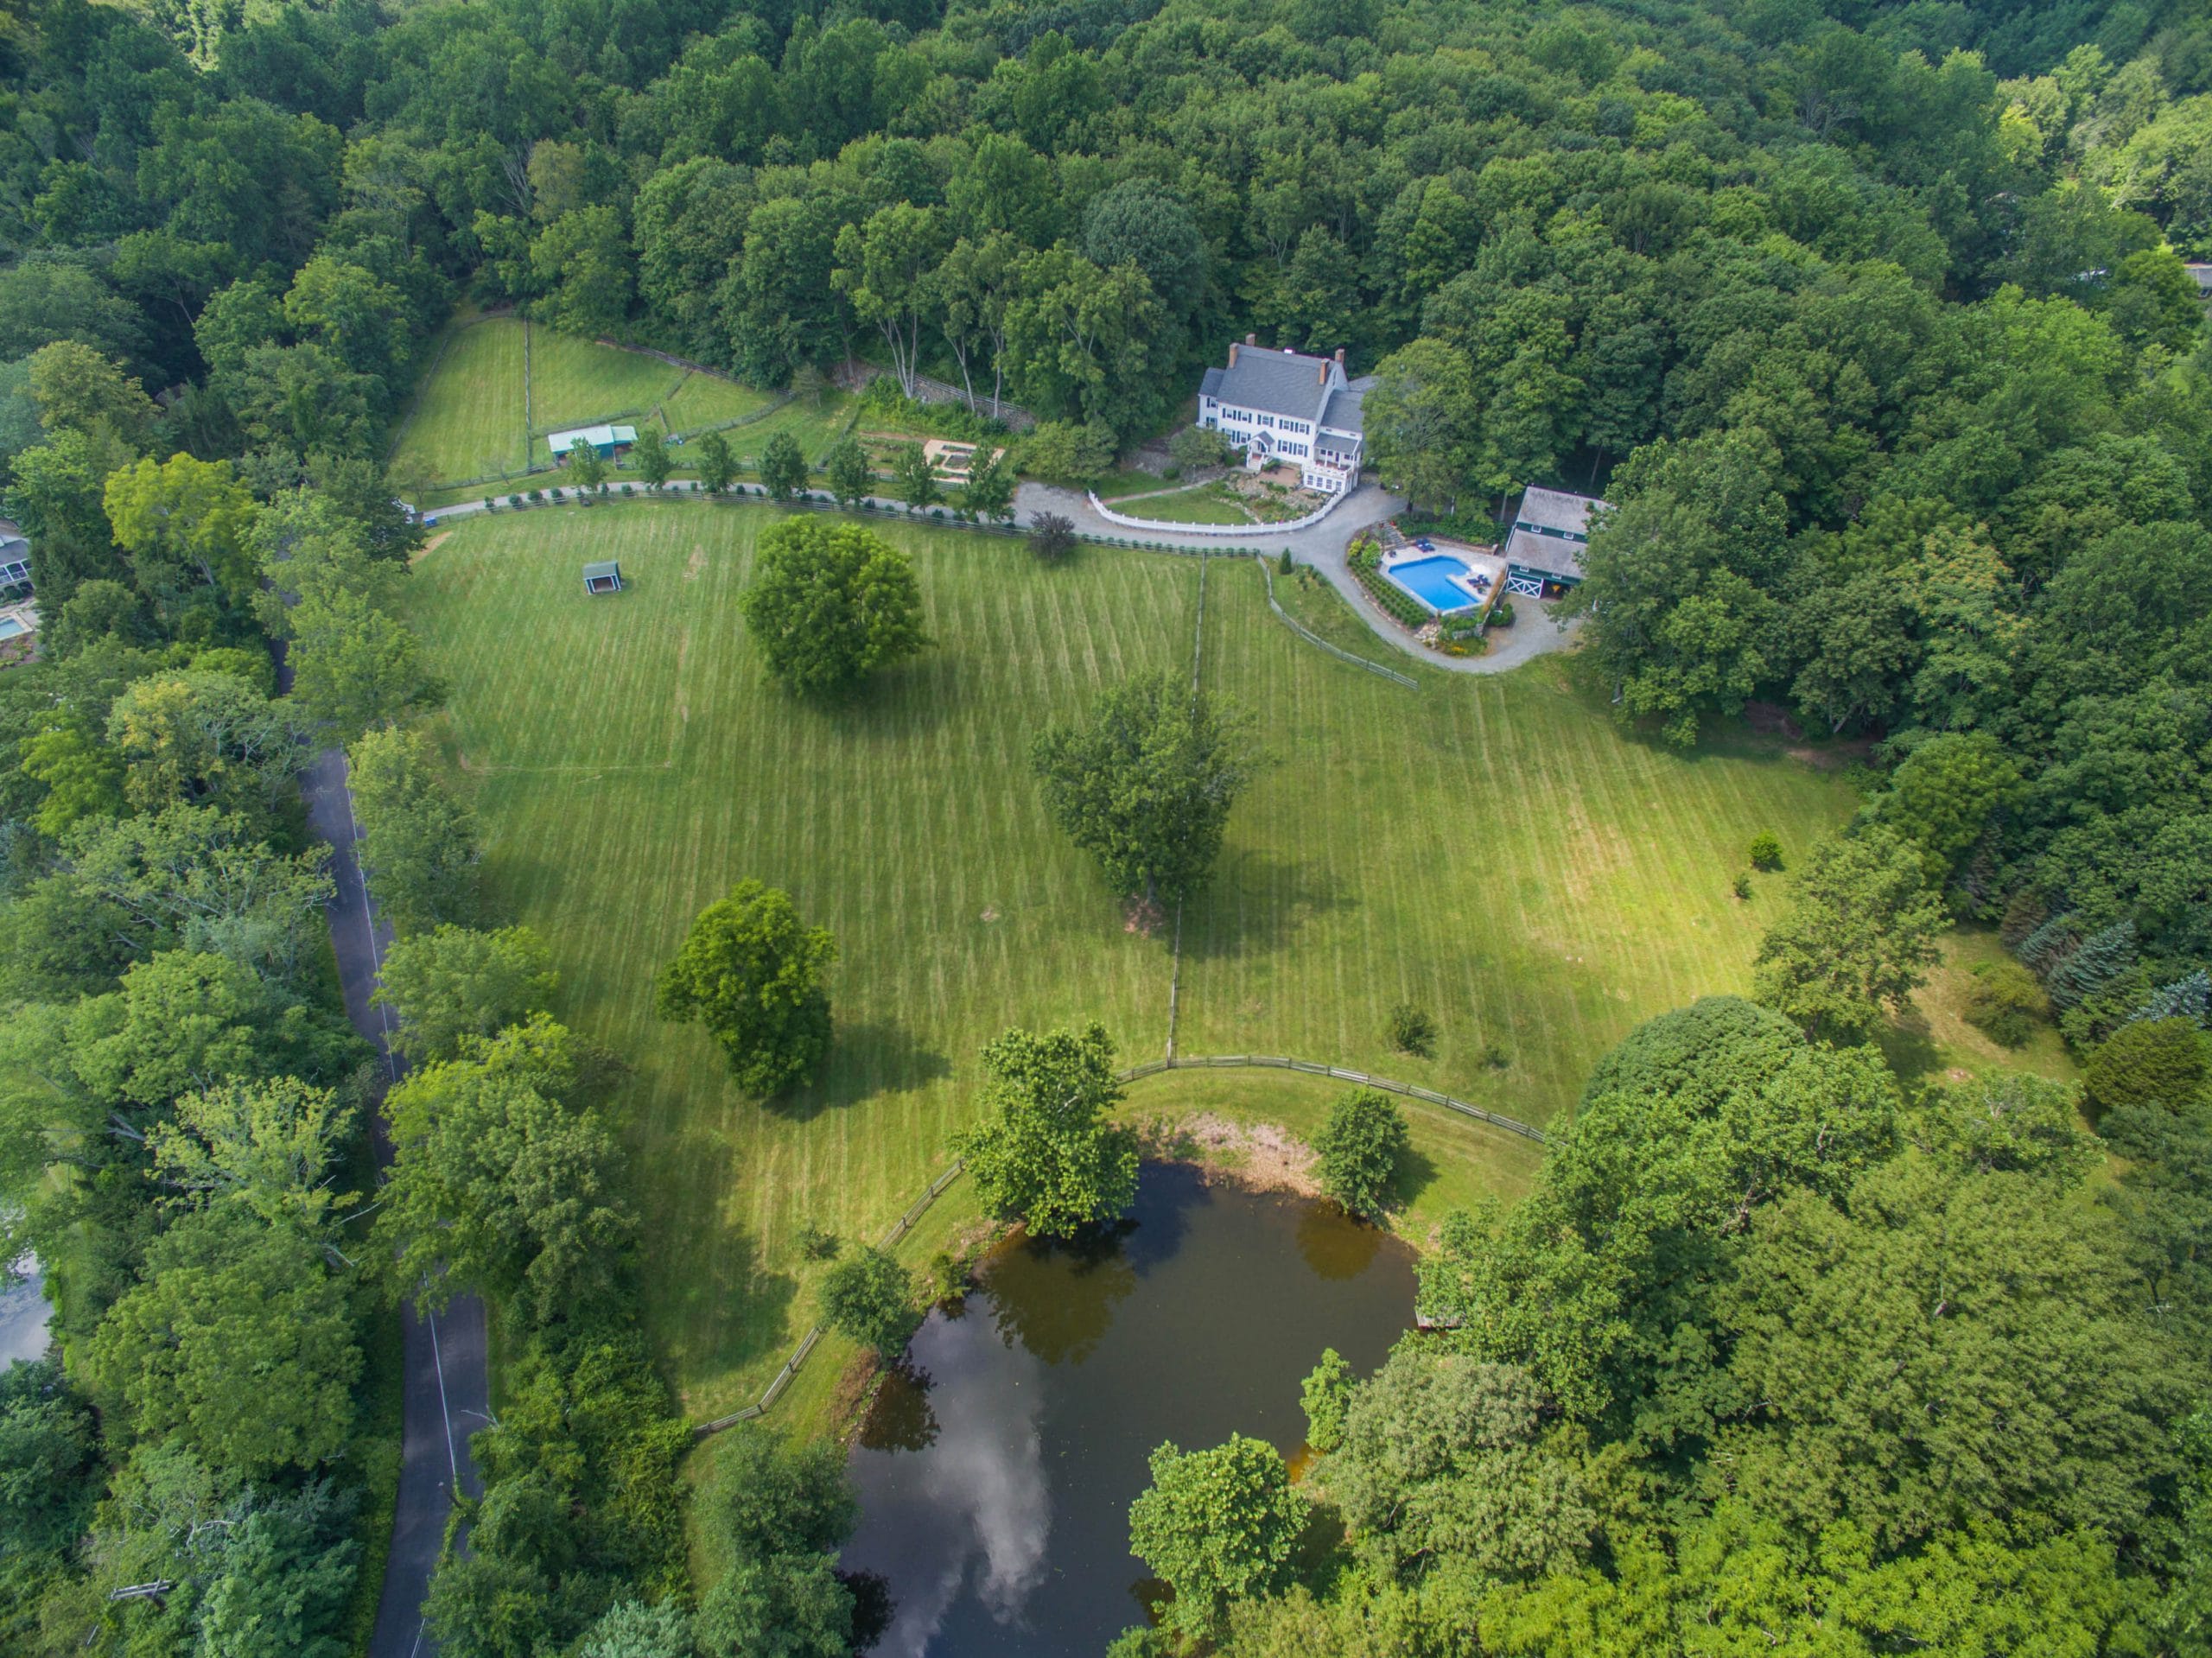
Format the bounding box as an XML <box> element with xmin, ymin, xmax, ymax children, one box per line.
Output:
<box><xmin>1197</xmin><ymin>336</ymin><xmax>1368</xmax><ymax>493</ymax></box>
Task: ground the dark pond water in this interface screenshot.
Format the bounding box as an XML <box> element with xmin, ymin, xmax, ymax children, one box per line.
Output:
<box><xmin>840</xmin><ymin>1163</ymin><xmax>1416</xmax><ymax>1657</ymax></box>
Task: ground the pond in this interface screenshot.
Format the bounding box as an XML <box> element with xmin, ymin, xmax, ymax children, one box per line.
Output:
<box><xmin>840</xmin><ymin>1164</ymin><xmax>1416</xmax><ymax>1657</ymax></box>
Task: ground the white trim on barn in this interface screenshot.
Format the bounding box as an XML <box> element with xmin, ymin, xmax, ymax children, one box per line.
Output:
<box><xmin>548</xmin><ymin>424</ymin><xmax>639</xmax><ymax>461</ymax></box>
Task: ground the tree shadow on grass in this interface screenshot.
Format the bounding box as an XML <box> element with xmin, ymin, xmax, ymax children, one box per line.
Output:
<box><xmin>1875</xmin><ymin>1010</ymin><xmax>1947</xmax><ymax>1089</ymax></box>
<box><xmin>767</xmin><ymin>1016</ymin><xmax>953</xmax><ymax>1122</ymax></box>
<box><xmin>788</xmin><ymin>650</ymin><xmax>963</xmax><ymax>743</ymax></box>
<box><xmin>1389</xmin><ymin>1141</ymin><xmax>1441</xmax><ymax>1212</ymax></box>
<box><xmin>1181</xmin><ymin>847</ymin><xmax>1350</xmax><ymax>962</ymax></box>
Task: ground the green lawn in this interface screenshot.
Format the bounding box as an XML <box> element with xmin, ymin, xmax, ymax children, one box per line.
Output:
<box><xmin>660</xmin><ymin>372</ymin><xmax>779</xmax><ymax>435</ymax></box>
<box><xmin>1120</xmin><ymin>484</ymin><xmax>1254</xmax><ymax>525</ymax></box>
<box><xmin>404</xmin><ymin>502</ymin><xmax>1866</xmax><ymax>1421</ymax></box>
<box><xmin>529</xmin><ymin>328</ymin><xmax>685</xmax><ymax>439</ymax></box>
<box><xmin>390</xmin><ymin>320</ymin><xmax>528</xmax><ymax>489</ymax></box>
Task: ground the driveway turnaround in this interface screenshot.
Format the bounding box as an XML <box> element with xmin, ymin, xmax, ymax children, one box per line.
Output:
<box><xmin>301</xmin><ymin>746</ymin><xmax>489</xmax><ymax>1658</ymax></box>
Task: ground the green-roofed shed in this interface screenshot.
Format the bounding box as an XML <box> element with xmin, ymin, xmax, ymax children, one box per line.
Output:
<box><xmin>582</xmin><ymin>560</ymin><xmax>624</xmax><ymax>594</ymax></box>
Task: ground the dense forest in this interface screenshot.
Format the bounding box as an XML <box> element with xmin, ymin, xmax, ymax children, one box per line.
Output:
<box><xmin>0</xmin><ymin>0</ymin><xmax>2209</xmax><ymax>1648</ymax></box>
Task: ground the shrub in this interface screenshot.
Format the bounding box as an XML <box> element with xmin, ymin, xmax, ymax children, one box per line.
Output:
<box><xmin>482</xmin><ymin>498</ymin><xmax>494</xmax><ymax>512</ymax></box>
<box><xmin>1748</xmin><ymin>832</ymin><xmax>1783</xmax><ymax>870</ymax></box>
<box><xmin>1962</xmin><ymin>958</ymin><xmax>2048</xmax><ymax>1048</ymax></box>
<box><xmin>1162</xmin><ymin>465</ymin><xmax>1181</xmax><ymax>482</ymax></box>
<box><xmin>1030</xmin><ymin>511</ymin><xmax>1078</xmax><ymax>563</ymax></box>
<box><xmin>1278</xmin><ymin>549</ymin><xmax>1294</xmax><ymax>574</ymax></box>
<box><xmin>1732</xmin><ymin>872</ymin><xmax>1752</xmax><ymax>900</ymax></box>
<box><xmin>2082</xmin><ymin>1017</ymin><xmax>2209</xmax><ymax>1122</ymax></box>
<box><xmin>794</xmin><ymin>1221</ymin><xmax>840</xmax><ymax>1261</ymax></box>
<box><xmin>1168</xmin><ymin>424</ymin><xmax>1236</xmax><ymax>473</ymax></box>
<box><xmin>1479</xmin><ymin>1042</ymin><xmax>1510</xmax><ymax>1070</ymax></box>
<box><xmin>620</xmin><ymin>483</ymin><xmax>632</xmax><ymax>496</ymax></box>
<box><xmin>1301</xmin><ymin>1350</ymin><xmax>1352</xmax><ymax>1451</ymax></box>
<box><xmin>550</xmin><ymin>486</ymin><xmax>564</xmax><ymax>501</ymax></box>
<box><xmin>818</xmin><ymin>1245</ymin><xmax>918</xmax><ymax>1358</ymax></box>
<box><xmin>527</xmin><ymin>489</ymin><xmax>543</xmax><ymax>504</ymax></box>
<box><xmin>508</xmin><ymin>494</ymin><xmax>521</xmax><ymax>507</ymax></box>
<box><xmin>1488</xmin><ymin>600</ymin><xmax>1516</xmax><ymax>626</ymax></box>
<box><xmin>1313</xmin><ymin>1089</ymin><xmax>1411</xmax><ymax>1219</ymax></box>
<box><xmin>1386</xmin><ymin>1002</ymin><xmax>1436</xmax><ymax>1057</ymax></box>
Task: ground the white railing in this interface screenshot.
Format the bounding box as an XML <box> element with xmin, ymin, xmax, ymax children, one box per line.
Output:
<box><xmin>1085</xmin><ymin>486</ymin><xmax>1351</xmax><ymax>537</ymax></box>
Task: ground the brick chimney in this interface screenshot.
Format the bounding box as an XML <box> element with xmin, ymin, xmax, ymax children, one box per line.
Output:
<box><xmin>1317</xmin><ymin>360</ymin><xmax>1328</xmax><ymax>385</ymax></box>
<box><xmin>1227</xmin><ymin>341</ymin><xmax>1239</xmax><ymax>368</ymax></box>
<box><xmin>1334</xmin><ymin>347</ymin><xmax>1345</xmax><ymax>366</ymax></box>
<box><xmin>1246</xmin><ymin>332</ymin><xmax>1257</xmax><ymax>346</ymax></box>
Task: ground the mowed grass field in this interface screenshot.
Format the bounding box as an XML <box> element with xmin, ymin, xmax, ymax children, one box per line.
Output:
<box><xmin>405</xmin><ymin>501</ymin><xmax>1863</xmax><ymax>1419</ymax></box>
<box><xmin>394</xmin><ymin>316</ymin><xmax>792</xmax><ymax>496</ymax></box>
<box><xmin>390</xmin><ymin>320</ymin><xmax>529</xmax><ymax>486</ymax></box>
<box><xmin>529</xmin><ymin>329</ymin><xmax>684</xmax><ymax>435</ymax></box>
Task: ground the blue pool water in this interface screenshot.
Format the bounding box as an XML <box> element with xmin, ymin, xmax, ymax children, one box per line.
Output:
<box><xmin>1387</xmin><ymin>554</ymin><xmax>1477</xmax><ymax>612</ymax></box>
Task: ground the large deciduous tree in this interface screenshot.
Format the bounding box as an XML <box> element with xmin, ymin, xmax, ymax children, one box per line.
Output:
<box><xmin>958</xmin><ymin>1021</ymin><xmax>1138</xmax><ymax>1238</ymax></box>
<box><xmin>1128</xmin><ymin>1435</ymin><xmax>1302</xmax><ymax>1643</ymax></box>
<box><xmin>1363</xmin><ymin>339</ymin><xmax>1477</xmax><ymax>511</ymax></box>
<box><xmin>1752</xmin><ymin>826</ymin><xmax>1948</xmax><ymax>1045</ymax></box>
<box><xmin>1033</xmin><ymin>670</ymin><xmax>1255</xmax><ymax>911</ymax></box>
<box><xmin>377</xmin><ymin>1015</ymin><xmax>634</xmax><ymax>1318</ymax></box>
<box><xmin>655</xmin><ymin>880</ymin><xmax>836</xmax><ymax>1097</ymax></box>
<box><xmin>82</xmin><ymin>1205</ymin><xmax>360</xmax><ymax>1481</ymax></box>
<box><xmin>373</xmin><ymin>924</ymin><xmax>559</xmax><ymax>1064</ymax></box>
<box><xmin>832</xmin><ymin>203</ymin><xmax>946</xmax><ymax>401</ymax></box>
<box><xmin>739</xmin><ymin>518</ymin><xmax>926</xmax><ymax>698</ymax></box>
<box><xmin>347</xmin><ymin>725</ymin><xmax>480</xmax><ymax>937</ymax></box>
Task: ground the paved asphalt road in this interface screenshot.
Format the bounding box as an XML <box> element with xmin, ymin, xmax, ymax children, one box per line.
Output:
<box><xmin>300</xmin><ymin>746</ymin><xmax>489</xmax><ymax>1658</ymax></box>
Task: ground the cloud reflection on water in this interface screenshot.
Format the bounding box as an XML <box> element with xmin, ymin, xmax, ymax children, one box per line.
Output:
<box><xmin>847</xmin><ymin>1307</ymin><xmax>1052</xmax><ymax>1657</ymax></box>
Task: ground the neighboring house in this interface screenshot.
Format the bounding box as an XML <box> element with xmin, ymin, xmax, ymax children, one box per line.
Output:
<box><xmin>1197</xmin><ymin>336</ymin><xmax>1368</xmax><ymax>494</ymax></box>
<box><xmin>2188</xmin><ymin>263</ymin><xmax>2212</xmax><ymax>299</ymax></box>
<box><xmin>548</xmin><ymin>423</ymin><xmax>639</xmax><ymax>461</ymax></box>
<box><xmin>1503</xmin><ymin>486</ymin><xmax>1610</xmax><ymax>598</ymax></box>
<box><xmin>0</xmin><ymin>525</ymin><xmax>30</xmax><ymax>596</ymax></box>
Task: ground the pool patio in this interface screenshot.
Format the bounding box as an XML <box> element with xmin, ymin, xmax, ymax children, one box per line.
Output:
<box><xmin>1379</xmin><ymin>540</ymin><xmax>1508</xmax><ymax>613</ymax></box>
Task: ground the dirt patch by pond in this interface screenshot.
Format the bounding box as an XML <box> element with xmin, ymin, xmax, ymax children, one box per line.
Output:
<box><xmin>1139</xmin><ymin>1113</ymin><xmax>1321</xmax><ymax>1197</ymax></box>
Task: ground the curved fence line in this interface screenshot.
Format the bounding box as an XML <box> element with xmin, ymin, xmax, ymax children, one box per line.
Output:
<box><xmin>690</xmin><ymin>1054</ymin><xmax>1544</xmax><ymax>1437</ymax></box>
<box><xmin>1086</xmin><ymin>486</ymin><xmax>1349</xmax><ymax>537</ymax></box>
<box><xmin>1118</xmin><ymin>1054</ymin><xmax>1548</xmax><ymax>1144</ymax></box>
<box><xmin>1254</xmin><ymin>556</ymin><xmax>1419</xmax><ymax>688</ymax></box>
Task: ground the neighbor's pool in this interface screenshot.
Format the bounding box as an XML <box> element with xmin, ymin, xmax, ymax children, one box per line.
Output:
<box><xmin>1386</xmin><ymin>554</ymin><xmax>1478</xmax><ymax>612</ymax></box>
<box><xmin>0</xmin><ymin>617</ymin><xmax>26</xmax><ymax>639</ymax></box>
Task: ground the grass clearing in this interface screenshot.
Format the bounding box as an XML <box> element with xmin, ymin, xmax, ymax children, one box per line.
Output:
<box><xmin>1120</xmin><ymin>483</ymin><xmax>1253</xmax><ymax>525</ymax></box>
<box><xmin>529</xmin><ymin>329</ymin><xmax>685</xmax><ymax>436</ymax></box>
<box><xmin>661</xmin><ymin>372</ymin><xmax>779</xmax><ymax>433</ymax></box>
<box><xmin>390</xmin><ymin>320</ymin><xmax>527</xmax><ymax>489</ymax></box>
<box><xmin>405</xmin><ymin>503</ymin><xmax>1873</xmax><ymax>1423</ymax></box>
<box><xmin>1880</xmin><ymin>926</ymin><xmax>2079</xmax><ymax>1090</ymax></box>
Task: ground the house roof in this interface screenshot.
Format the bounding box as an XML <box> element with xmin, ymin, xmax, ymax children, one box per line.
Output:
<box><xmin>1505</xmin><ymin>528</ymin><xmax>1586</xmax><ymax>580</ymax></box>
<box><xmin>1515</xmin><ymin>486</ymin><xmax>1609</xmax><ymax>537</ymax></box>
<box><xmin>1206</xmin><ymin>347</ymin><xmax>1336</xmax><ymax>421</ymax></box>
<box><xmin>1319</xmin><ymin>385</ymin><xmax>1364</xmax><ymax>435</ymax></box>
<box><xmin>582</xmin><ymin>561</ymin><xmax>622</xmax><ymax>581</ymax></box>
<box><xmin>548</xmin><ymin>424</ymin><xmax>639</xmax><ymax>454</ymax></box>
<box><xmin>1315</xmin><ymin>431</ymin><xmax>1359</xmax><ymax>459</ymax></box>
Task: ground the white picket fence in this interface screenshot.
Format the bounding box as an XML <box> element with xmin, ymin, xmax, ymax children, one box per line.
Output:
<box><xmin>1085</xmin><ymin>486</ymin><xmax>1351</xmax><ymax>537</ymax></box>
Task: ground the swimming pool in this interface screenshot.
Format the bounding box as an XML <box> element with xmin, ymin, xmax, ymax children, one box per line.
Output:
<box><xmin>1386</xmin><ymin>554</ymin><xmax>1479</xmax><ymax>613</ymax></box>
<box><xmin>0</xmin><ymin>617</ymin><xmax>27</xmax><ymax>639</ymax></box>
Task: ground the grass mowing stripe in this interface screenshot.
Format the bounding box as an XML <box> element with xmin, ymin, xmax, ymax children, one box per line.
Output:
<box><xmin>408</xmin><ymin>503</ymin><xmax>1863</xmax><ymax>1420</ymax></box>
